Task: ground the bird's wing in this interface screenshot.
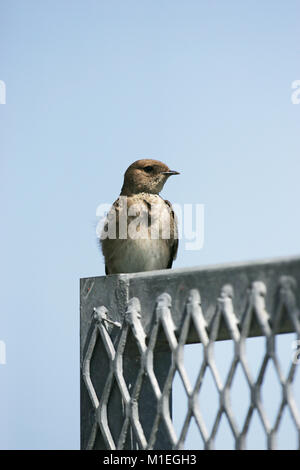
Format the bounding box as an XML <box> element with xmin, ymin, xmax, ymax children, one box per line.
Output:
<box><xmin>163</xmin><ymin>199</ymin><xmax>179</xmax><ymax>268</ymax></box>
<box><xmin>101</xmin><ymin>198</ymin><xmax>123</xmax><ymax>275</ymax></box>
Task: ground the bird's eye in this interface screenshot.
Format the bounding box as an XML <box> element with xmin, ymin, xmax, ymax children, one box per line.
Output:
<box><xmin>143</xmin><ymin>166</ymin><xmax>153</xmax><ymax>173</ymax></box>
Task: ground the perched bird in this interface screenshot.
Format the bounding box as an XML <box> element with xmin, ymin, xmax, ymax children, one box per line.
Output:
<box><xmin>100</xmin><ymin>159</ymin><xmax>180</xmax><ymax>274</ymax></box>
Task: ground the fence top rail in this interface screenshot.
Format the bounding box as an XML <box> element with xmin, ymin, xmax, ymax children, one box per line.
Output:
<box><xmin>81</xmin><ymin>255</ymin><xmax>300</xmax><ymax>282</ymax></box>
<box><xmin>80</xmin><ymin>255</ymin><xmax>300</xmax><ymax>351</ymax></box>
<box><xmin>80</xmin><ymin>256</ymin><xmax>300</xmax><ymax>344</ymax></box>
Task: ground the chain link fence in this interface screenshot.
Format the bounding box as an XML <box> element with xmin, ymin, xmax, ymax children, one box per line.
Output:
<box><xmin>80</xmin><ymin>256</ymin><xmax>300</xmax><ymax>450</ymax></box>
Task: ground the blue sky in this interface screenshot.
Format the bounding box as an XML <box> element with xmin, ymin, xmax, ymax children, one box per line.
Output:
<box><xmin>0</xmin><ymin>0</ymin><xmax>299</xmax><ymax>449</ymax></box>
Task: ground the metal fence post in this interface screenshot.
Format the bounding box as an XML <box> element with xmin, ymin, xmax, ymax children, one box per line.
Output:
<box><xmin>80</xmin><ymin>275</ymin><xmax>174</xmax><ymax>449</ymax></box>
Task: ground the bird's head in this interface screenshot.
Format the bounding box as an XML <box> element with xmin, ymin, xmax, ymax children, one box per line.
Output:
<box><xmin>120</xmin><ymin>159</ymin><xmax>180</xmax><ymax>195</ymax></box>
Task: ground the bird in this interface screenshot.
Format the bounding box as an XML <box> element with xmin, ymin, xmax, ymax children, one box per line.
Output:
<box><xmin>100</xmin><ymin>159</ymin><xmax>180</xmax><ymax>274</ymax></box>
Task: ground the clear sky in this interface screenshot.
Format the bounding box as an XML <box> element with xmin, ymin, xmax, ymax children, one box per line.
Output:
<box><xmin>0</xmin><ymin>0</ymin><xmax>299</xmax><ymax>449</ymax></box>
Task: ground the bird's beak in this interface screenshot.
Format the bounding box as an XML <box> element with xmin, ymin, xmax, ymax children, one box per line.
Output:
<box><xmin>162</xmin><ymin>170</ymin><xmax>180</xmax><ymax>176</ymax></box>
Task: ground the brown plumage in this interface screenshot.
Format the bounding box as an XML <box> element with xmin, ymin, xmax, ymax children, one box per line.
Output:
<box><xmin>100</xmin><ymin>159</ymin><xmax>180</xmax><ymax>274</ymax></box>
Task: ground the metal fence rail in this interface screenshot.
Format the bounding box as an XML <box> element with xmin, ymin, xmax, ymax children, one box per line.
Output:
<box><xmin>80</xmin><ymin>256</ymin><xmax>300</xmax><ymax>450</ymax></box>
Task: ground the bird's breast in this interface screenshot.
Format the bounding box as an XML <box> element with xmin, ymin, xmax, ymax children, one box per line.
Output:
<box><xmin>111</xmin><ymin>238</ymin><xmax>171</xmax><ymax>273</ymax></box>
<box><xmin>101</xmin><ymin>193</ymin><xmax>176</xmax><ymax>274</ymax></box>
